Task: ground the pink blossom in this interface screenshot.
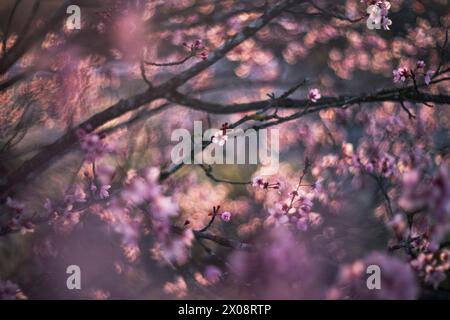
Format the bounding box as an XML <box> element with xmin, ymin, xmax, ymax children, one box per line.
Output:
<box><xmin>308</xmin><ymin>88</ymin><xmax>321</xmax><ymax>102</ymax></box>
<box><xmin>149</xmin><ymin>196</ymin><xmax>179</xmax><ymax>220</ymax></box>
<box><xmin>221</xmin><ymin>211</ymin><xmax>231</xmax><ymax>222</ymax></box>
<box><xmin>99</xmin><ymin>184</ymin><xmax>111</xmax><ymax>199</ymax></box>
<box><xmin>393</xmin><ymin>67</ymin><xmax>410</xmax><ymax>83</ymax></box>
<box><xmin>212</xmin><ymin>130</ymin><xmax>228</xmax><ymax>146</ymax></box>
<box><xmin>108</xmin><ymin>203</ymin><xmax>139</xmax><ymax>245</ymax></box>
<box><xmin>252</xmin><ymin>176</ymin><xmax>267</xmax><ymax>188</ymax></box>
<box><xmin>266</xmin><ymin>203</ymin><xmax>289</xmax><ymax>227</ymax></box>
<box><xmin>296</xmin><ymin>217</ymin><xmax>308</xmax><ymax>231</ymax></box>
<box><xmin>122</xmin><ymin>176</ymin><xmax>157</xmax><ymax>204</ymax></box>
<box><xmin>194</xmin><ymin>39</ymin><xmax>205</xmax><ymax>50</ymax></box>
<box><xmin>204</xmin><ymin>266</ymin><xmax>221</xmax><ymax>284</ymax></box>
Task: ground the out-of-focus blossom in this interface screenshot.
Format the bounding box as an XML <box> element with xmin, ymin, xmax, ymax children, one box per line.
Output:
<box><xmin>0</xmin><ymin>280</ymin><xmax>26</xmax><ymax>300</ymax></box>
<box><xmin>399</xmin><ymin>165</ymin><xmax>449</xmax><ymax>222</ymax></box>
<box><xmin>155</xmin><ymin>229</ymin><xmax>194</xmax><ymax>265</ymax></box>
<box><xmin>87</xmin><ymin>289</ymin><xmax>110</xmax><ymax>300</ymax></box>
<box><xmin>329</xmin><ymin>252</ymin><xmax>418</xmax><ymax>299</ymax></box>
<box><xmin>429</xmin><ymin>166</ymin><xmax>450</xmax><ymax>222</ymax></box>
<box><xmin>51</xmin><ymin>211</ymin><xmax>81</xmax><ymax>234</ymax></box>
<box><xmin>416</xmin><ymin>60</ymin><xmax>426</xmax><ymax>69</ymax></box>
<box><xmin>424</xmin><ymin>70</ymin><xmax>434</xmax><ymax>85</ymax></box>
<box><xmin>163</xmin><ymin>276</ymin><xmax>187</xmax><ymax>298</ymax></box>
<box><xmin>229</xmin><ymin>229</ymin><xmax>324</xmax><ymax>299</ymax></box>
<box><xmin>77</xmin><ymin>129</ymin><xmax>113</xmax><ymax>162</ymax></box>
<box><xmin>388</xmin><ymin>213</ymin><xmax>407</xmax><ymax>237</ymax></box>
<box><xmin>149</xmin><ymin>196</ymin><xmax>179</xmax><ymax>220</ymax></box>
<box><xmin>296</xmin><ymin>217</ymin><xmax>308</xmax><ymax>231</ymax></box>
<box><xmin>204</xmin><ymin>266</ymin><xmax>221</xmax><ymax>284</ymax></box>
<box><xmin>33</xmin><ymin>237</ymin><xmax>58</xmax><ymax>257</ymax></box>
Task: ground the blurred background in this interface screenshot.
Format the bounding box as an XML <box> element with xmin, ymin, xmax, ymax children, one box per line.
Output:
<box><xmin>0</xmin><ymin>0</ymin><xmax>449</xmax><ymax>299</ymax></box>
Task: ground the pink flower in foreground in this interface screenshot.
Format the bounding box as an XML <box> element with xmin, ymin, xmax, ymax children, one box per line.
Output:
<box><xmin>188</xmin><ymin>39</ymin><xmax>208</xmax><ymax>60</ymax></box>
<box><xmin>393</xmin><ymin>67</ymin><xmax>410</xmax><ymax>83</ymax></box>
<box><xmin>308</xmin><ymin>88</ymin><xmax>321</xmax><ymax>102</ymax></box>
<box><xmin>204</xmin><ymin>266</ymin><xmax>222</xmax><ymax>284</ymax></box>
<box><xmin>221</xmin><ymin>211</ymin><xmax>231</xmax><ymax>222</ymax></box>
<box><xmin>329</xmin><ymin>252</ymin><xmax>418</xmax><ymax>300</ymax></box>
<box><xmin>229</xmin><ymin>229</ymin><xmax>324</xmax><ymax>299</ymax></box>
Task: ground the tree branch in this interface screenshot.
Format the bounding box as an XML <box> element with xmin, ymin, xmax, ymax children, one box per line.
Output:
<box><xmin>0</xmin><ymin>0</ymin><xmax>296</xmax><ymax>199</ymax></box>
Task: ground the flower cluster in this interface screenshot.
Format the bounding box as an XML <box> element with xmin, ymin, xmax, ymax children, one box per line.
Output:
<box><xmin>252</xmin><ymin>168</ymin><xmax>323</xmax><ymax>232</ymax></box>
<box><xmin>411</xmin><ymin>250</ymin><xmax>450</xmax><ymax>289</ymax></box>
<box><xmin>45</xmin><ymin>187</ymin><xmax>85</xmax><ymax>234</ymax></box>
<box><xmin>183</xmin><ymin>39</ymin><xmax>208</xmax><ymax>60</ymax></box>
<box><xmin>393</xmin><ymin>60</ymin><xmax>434</xmax><ymax>85</ymax></box>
